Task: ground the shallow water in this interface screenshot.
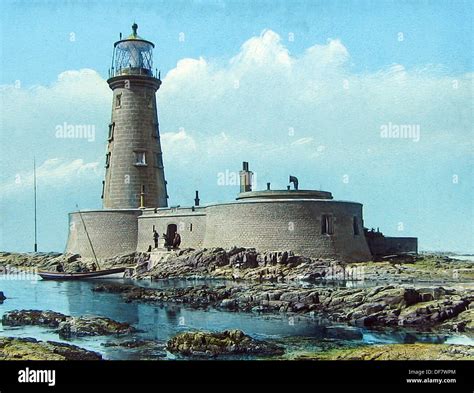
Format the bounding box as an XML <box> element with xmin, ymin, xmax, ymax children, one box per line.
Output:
<box><xmin>452</xmin><ymin>255</ymin><xmax>474</xmax><ymax>262</ymax></box>
<box><xmin>0</xmin><ymin>275</ymin><xmax>472</xmax><ymax>360</ymax></box>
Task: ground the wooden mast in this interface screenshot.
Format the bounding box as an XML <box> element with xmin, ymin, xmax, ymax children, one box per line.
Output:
<box><xmin>75</xmin><ymin>204</ymin><xmax>101</xmax><ymax>270</ymax></box>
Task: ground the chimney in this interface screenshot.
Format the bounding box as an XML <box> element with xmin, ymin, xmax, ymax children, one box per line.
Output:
<box><xmin>239</xmin><ymin>161</ymin><xmax>253</xmax><ymax>193</ymax></box>
<box><xmin>289</xmin><ymin>175</ymin><xmax>299</xmax><ymax>190</ymax></box>
<box><xmin>194</xmin><ymin>190</ymin><xmax>200</xmax><ymax>206</ymax></box>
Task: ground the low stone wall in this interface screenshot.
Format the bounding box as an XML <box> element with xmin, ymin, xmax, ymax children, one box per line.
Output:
<box><xmin>65</xmin><ymin>209</ymin><xmax>141</xmax><ymax>260</ymax></box>
<box><xmin>137</xmin><ymin>207</ymin><xmax>206</xmax><ymax>252</ymax></box>
<box><xmin>367</xmin><ymin>235</ymin><xmax>418</xmax><ymax>256</ymax></box>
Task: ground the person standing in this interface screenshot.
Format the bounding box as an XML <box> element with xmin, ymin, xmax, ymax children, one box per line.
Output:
<box><xmin>153</xmin><ymin>230</ymin><xmax>159</xmax><ymax>249</ymax></box>
<box><xmin>172</xmin><ymin>232</ymin><xmax>181</xmax><ymax>249</ymax></box>
<box><xmin>163</xmin><ymin>233</ymin><xmax>170</xmax><ymax>251</ymax></box>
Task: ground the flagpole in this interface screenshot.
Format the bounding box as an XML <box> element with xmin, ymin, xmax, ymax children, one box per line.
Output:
<box><xmin>33</xmin><ymin>157</ymin><xmax>38</xmax><ymax>252</ymax></box>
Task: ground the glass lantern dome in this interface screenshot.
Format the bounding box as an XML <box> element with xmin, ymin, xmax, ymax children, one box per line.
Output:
<box><xmin>110</xmin><ymin>23</ymin><xmax>155</xmax><ymax>77</ymax></box>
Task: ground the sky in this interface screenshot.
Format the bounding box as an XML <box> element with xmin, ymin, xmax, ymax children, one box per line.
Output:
<box><xmin>0</xmin><ymin>0</ymin><xmax>473</xmax><ymax>253</ymax></box>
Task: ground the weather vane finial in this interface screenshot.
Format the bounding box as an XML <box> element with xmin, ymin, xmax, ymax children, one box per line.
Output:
<box><xmin>132</xmin><ymin>22</ymin><xmax>138</xmax><ymax>36</ymax></box>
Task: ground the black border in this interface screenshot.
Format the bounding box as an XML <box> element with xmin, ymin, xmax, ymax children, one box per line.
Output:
<box><xmin>0</xmin><ymin>360</ymin><xmax>473</xmax><ymax>390</ymax></box>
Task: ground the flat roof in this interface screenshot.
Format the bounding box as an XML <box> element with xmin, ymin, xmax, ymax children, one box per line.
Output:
<box><xmin>236</xmin><ymin>189</ymin><xmax>333</xmax><ymax>200</ymax></box>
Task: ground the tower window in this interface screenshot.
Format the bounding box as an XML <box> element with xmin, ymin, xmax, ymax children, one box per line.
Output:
<box><xmin>105</xmin><ymin>152</ymin><xmax>111</xmax><ymax>168</ymax></box>
<box><xmin>321</xmin><ymin>214</ymin><xmax>334</xmax><ymax>235</ymax></box>
<box><xmin>353</xmin><ymin>216</ymin><xmax>360</xmax><ymax>235</ymax></box>
<box><xmin>154</xmin><ymin>152</ymin><xmax>163</xmax><ymax>168</ymax></box>
<box><xmin>115</xmin><ymin>93</ymin><xmax>122</xmax><ymax>108</ymax></box>
<box><xmin>108</xmin><ymin>122</ymin><xmax>115</xmax><ymax>141</ymax></box>
<box><xmin>152</xmin><ymin>123</ymin><xmax>159</xmax><ymax>138</ymax></box>
<box><xmin>134</xmin><ymin>151</ymin><xmax>147</xmax><ymax>166</ymax></box>
<box><xmin>144</xmin><ymin>92</ymin><xmax>154</xmax><ymax>108</ymax></box>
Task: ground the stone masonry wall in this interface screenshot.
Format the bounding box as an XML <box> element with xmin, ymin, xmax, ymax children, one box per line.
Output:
<box><xmin>65</xmin><ymin>209</ymin><xmax>141</xmax><ymax>260</ymax></box>
<box><xmin>103</xmin><ymin>76</ymin><xmax>167</xmax><ymax>209</ymax></box>
<box><xmin>137</xmin><ymin>208</ymin><xmax>207</xmax><ymax>252</ymax></box>
<box><xmin>67</xmin><ymin>200</ymin><xmax>373</xmax><ymax>262</ymax></box>
<box><xmin>368</xmin><ymin>236</ymin><xmax>418</xmax><ymax>256</ymax></box>
<box><xmin>202</xmin><ymin>200</ymin><xmax>372</xmax><ymax>262</ymax></box>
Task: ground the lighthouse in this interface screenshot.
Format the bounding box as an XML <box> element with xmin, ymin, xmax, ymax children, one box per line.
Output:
<box><xmin>102</xmin><ymin>23</ymin><xmax>168</xmax><ymax>209</ymax></box>
<box><xmin>65</xmin><ymin>23</ymin><xmax>415</xmax><ymax>263</ymax></box>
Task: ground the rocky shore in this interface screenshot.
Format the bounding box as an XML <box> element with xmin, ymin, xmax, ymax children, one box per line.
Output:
<box><xmin>0</xmin><ymin>337</ymin><xmax>102</xmax><ymax>360</ymax></box>
<box><xmin>133</xmin><ymin>248</ymin><xmax>474</xmax><ymax>283</ymax></box>
<box><xmin>1</xmin><ymin>249</ymin><xmax>473</xmax><ymax>361</ymax></box>
<box><xmin>0</xmin><ymin>251</ymin><xmax>136</xmax><ymax>273</ymax></box>
<box><xmin>1</xmin><ymin>248</ymin><xmax>473</xmax><ymax>283</ymax></box>
<box><xmin>290</xmin><ymin>343</ymin><xmax>474</xmax><ymax>360</ymax></box>
<box><xmin>93</xmin><ymin>282</ymin><xmax>473</xmax><ymax>333</ymax></box>
<box><xmin>2</xmin><ymin>310</ymin><xmax>135</xmax><ymax>339</ymax></box>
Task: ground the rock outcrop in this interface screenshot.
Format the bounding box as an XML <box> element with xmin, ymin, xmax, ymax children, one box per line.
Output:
<box><xmin>130</xmin><ymin>248</ymin><xmax>474</xmax><ymax>283</ymax></box>
<box><xmin>293</xmin><ymin>343</ymin><xmax>474</xmax><ymax>360</ymax></box>
<box><xmin>439</xmin><ymin>308</ymin><xmax>474</xmax><ymax>333</ymax></box>
<box><xmin>57</xmin><ymin>316</ymin><xmax>136</xmax><ymax>339</ymax></box>
<box><xmin>93</xmin><ymin>283</ymin><xmax>473</xmax><ymax>331</ymax></box>
<box><xmin>167</xmin><ymin>329</ymin><xmax>284</xmax><ymax>357</ymax></box>
<box><xmin>0</xmin><ymin>337</ymin><xmax>102</xmax><ymax>360</ymax></box>
<box><xmin>2</xmin><ymin>310</ymin><xmax>68</xmax><ymax>328</ymax></box>
<box><xmin>2</xmin><ymin>310</ymin><xmax>135</xmax><ymax>338</ymax></box>
<box><xmin>0</xmin><ymin>251</ymin><xmax>136</xmax><ymax>274</ymax></box>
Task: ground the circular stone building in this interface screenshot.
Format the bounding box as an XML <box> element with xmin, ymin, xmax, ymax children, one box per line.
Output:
<box><xmin>132</xmin><ymin>184</ymin><xmax>371</xmax><ymax>262</ymax></box>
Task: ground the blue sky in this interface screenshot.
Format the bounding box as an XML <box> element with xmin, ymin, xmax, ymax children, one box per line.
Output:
<box><xmin>0</xmin><ymin>0</ymin><xmax>473</xmax><ymax>253</ymax></box>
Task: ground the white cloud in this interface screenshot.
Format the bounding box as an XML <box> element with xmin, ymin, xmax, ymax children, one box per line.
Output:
<box><xmin>230</xmin><ymin>29</ymin><xmax>293</xmax><ymax>69</ymax></box>
<box><xmin>161</xmin><ymin>129</ymin><xmax>198</xmax><ymax>163</ymax></box>
<box><xmin>157</xmin><ymin>29</ymin><xmax>471</xmax><ymax>161</ymax></box>
<box><xmin>0</xmin><ymin>69</ymin><xmax>110</xmax><ymax>169</ymax></box>
<box><xmin>0</xmin><ymin>158</ymin><xmax>101</xmax><ymax>196</ymax></box>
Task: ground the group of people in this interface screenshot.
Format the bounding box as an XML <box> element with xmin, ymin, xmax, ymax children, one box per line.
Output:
<box><xmin>153</xmin><ymin>229</ymin><xmax>181</xmax><ymax>250</ymax></box>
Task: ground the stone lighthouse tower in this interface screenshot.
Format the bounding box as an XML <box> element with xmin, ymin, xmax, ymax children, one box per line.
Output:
<box><xmin>103</xmin><ymin>23</ymin><xmax>168</xmax><ymax>209</ymax></box>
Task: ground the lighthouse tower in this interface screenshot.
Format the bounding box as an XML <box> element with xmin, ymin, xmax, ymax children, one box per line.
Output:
<box><xmin>103</xmin><ymin>23</ymin><xmax>168</xmax><ymax>209</ymax></box>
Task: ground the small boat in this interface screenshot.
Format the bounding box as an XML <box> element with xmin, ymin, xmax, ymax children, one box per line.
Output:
<box><xmin>38</xmin><ymin>267</ymin><xmax>126</xmax><ymax>280</ymax></box>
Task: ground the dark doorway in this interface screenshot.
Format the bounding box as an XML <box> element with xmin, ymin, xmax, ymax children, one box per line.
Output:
<box><xmin>166</xmin><ymin>224</ymin><xmax>177</xmax><ymax>247</ymax></box>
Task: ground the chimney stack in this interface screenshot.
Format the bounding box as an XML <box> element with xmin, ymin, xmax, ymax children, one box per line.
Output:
<box><xmin>239</xmin><ymin>161</ymin><xmax>253</xmax><ymax>193</ymax></box>
<box><xmin>194</xmin><ymin>190</ymin><xmax>200</xmax><ymax>206</ymax></box>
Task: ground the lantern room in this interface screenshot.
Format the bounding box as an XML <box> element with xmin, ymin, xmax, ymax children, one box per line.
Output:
<box><xmin>110</xmin><ymin>23</ymin><xmax>155</xmax><ymax>77</ymax></box>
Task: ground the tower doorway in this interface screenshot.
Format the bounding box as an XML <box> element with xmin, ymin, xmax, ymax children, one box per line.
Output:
<box><xmin>166</xmin><ymin>224</ymin><xmax>177</xmax><ymax>248</ymax></box>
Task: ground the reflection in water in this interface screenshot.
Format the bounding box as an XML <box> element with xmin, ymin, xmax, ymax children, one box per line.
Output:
<box><xmin>64</xmin><ymin>279</ymin><xmax>140</xmax><ymax>327</ymax></box>
<box><xmin>164</xmin><ymin>305</ymin><xmax>182</xmax><ymax>323</ymax></box>
<box><xmin>0</xmin><ymin>275</ymin><xmax>472</xmax><ymax>359</ymax></box>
